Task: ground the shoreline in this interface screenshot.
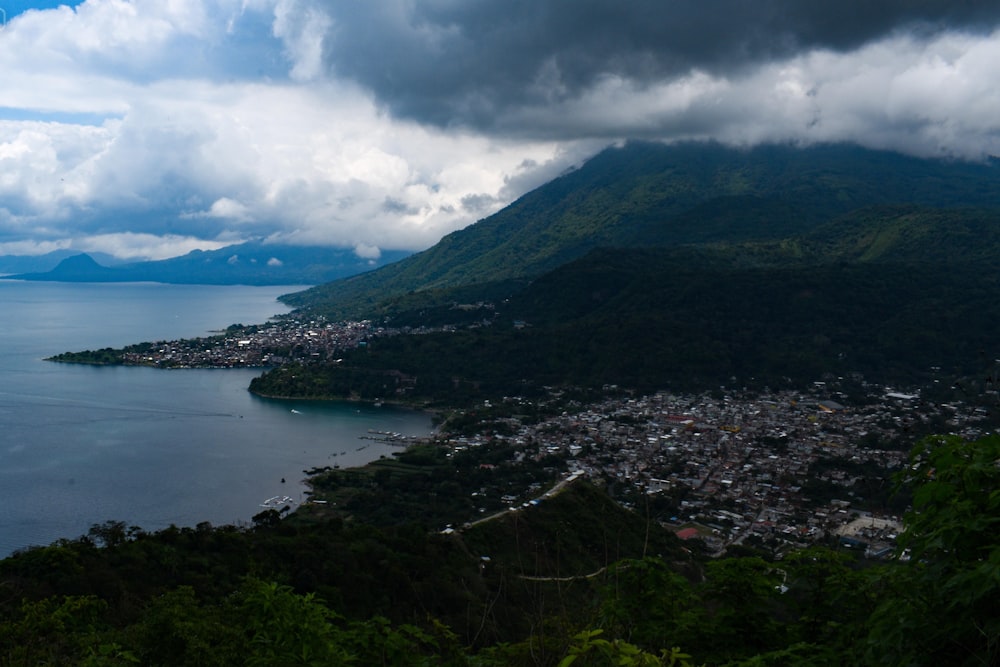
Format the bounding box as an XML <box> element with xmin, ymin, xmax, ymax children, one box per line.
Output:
<box><xmin>247</xmin><ymin>388</ymin><xmax>447</xmax><ymax>415</ymax></box>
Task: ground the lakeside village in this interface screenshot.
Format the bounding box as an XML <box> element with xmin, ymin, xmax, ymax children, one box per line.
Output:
<box><xmin>117</xmin><ymin>317</ymin><xmax>996</xmax><ymax>559</ymax></box>
<box><xmin>116</xmin><ymin>318</ymin><xmax>381</xmax><ymax>367</ymax></box>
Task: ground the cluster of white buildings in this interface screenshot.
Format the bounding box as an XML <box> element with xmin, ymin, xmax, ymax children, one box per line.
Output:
<box><xmin>119</xmin><ymin>319</ymin><xmax>375</xmax><ymax>367</ymax></box>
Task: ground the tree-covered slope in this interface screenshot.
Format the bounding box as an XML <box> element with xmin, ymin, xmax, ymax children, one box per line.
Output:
<box><xmin>251</xmin><ymin>250</ymin><xmax>1000</xmax><ymax>403</ymax></box>
<box><xmin>803</xmin><ymin>205</ymin><xmax>1000</xmax><ymax>263</ymax></box>
<box><xmin>250</xmin><ymin>203</ymin><xmax>1000</xmax><ymax>403</ymax></box>
<box><xmin>282</xmin><ymin>142</ymin><xmax>1000</xmax><ymax>318</ymax></box>
<box><xmin>2</xmin><ymin>434</ymin><xmax>997</xmax><ymax>665</ymax></box>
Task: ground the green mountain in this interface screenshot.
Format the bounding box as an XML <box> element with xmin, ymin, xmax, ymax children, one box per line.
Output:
<box><xmin>249</xmin><ymin>144</ymin><xmax>1000</xmax><ymax>402</ymax></box>
<box><xmin>282</xmin><ymin>142</ymin><xmax>1000</xmax><ymax>317</ymax></box>
<box><xmin>15</xmin><ymin>252</ymin><xmax>121</xmax><ymax>281</ymax></box>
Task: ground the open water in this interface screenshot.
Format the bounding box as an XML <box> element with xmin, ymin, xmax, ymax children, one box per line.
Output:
<box><xmin>0</xmin><ymin>280</ymin><xmax>432</xmax><ymax>556</ymax></box>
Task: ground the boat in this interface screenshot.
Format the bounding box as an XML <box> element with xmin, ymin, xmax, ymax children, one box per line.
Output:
<box><xmin>259</xmin><ymin>495</ymin><xmax>296</xmax><ymax>508</ymax></box>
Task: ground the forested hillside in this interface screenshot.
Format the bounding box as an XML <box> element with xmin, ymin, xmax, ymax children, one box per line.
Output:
<box><xmin>253</xmin><ymin>142</ymin><xmax>1000</xmax><ymax>404</ymax></box>
<box><xmin>1</xmin><ymin>434</ymin><xmax>996</xmax><ymax>665</ymax></box>
<box><xmin>251</xmin><ymin>248</ymin><xmax>1000</xmax><ymax>403</ymax></box>
<box><xmin>281</xmin><ymin>142</ymin><xmax>1000</xmax><ymax>318</ymax></box>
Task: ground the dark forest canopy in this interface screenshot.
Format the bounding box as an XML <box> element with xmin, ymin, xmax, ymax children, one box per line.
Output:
<box><xmin>1</xmin><ymin>434</ymin><xmax>996</xmax><ymax>665</ymax></box>
<box><xmin>250</xmin><ymin>252</ymin><xmax>1000</xmax><ymax>404</ymax></box>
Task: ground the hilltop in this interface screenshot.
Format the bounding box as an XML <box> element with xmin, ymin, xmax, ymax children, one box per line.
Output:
<box><xmin>281</xmin><ymin>141</ymin><xmax>1000</xmax><ymax>318</ymax></box>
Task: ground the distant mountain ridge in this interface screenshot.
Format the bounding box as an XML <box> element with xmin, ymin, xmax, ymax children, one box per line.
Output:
<box><xmin>282</xmin><ymin>141</ymin><xmax>1000</xmax><ymax>317</ymax></box>
<box><xmin>8</xmin><ymin>242</ymin><xmax>411</xmax><ymax>286</ymax></box>
<box><xmin>32</xmin><ymin>253</ymin><xmax>119</xmax><ymax>281</ymax></box>
<box><xmin>0</xmin><ymin>249</ymin><xmax>126</xmax><ymax>275</ymax></box>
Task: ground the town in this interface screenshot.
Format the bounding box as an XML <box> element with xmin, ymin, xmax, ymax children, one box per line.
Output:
<box><xmin>430</xmin><ymin>382</ymin><xmax>994</xmax><ymax>560</ymax></box>
<box><xmin>106</xmin><ymin>316</ymin><xmax>996</xmax><ymax>560</ymax></box>
<box><xmin>116</xmin><ymin>318</ymin><xmax>379</xmax><ymax>367</ymax></box>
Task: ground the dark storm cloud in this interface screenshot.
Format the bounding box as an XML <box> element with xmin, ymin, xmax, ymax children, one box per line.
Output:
<box><xmin>321</xmin><ymin>0</ymin><xmax>1000</xmax><ymax>130</ymax></box>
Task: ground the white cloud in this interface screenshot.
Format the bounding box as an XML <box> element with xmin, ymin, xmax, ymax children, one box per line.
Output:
<box><xmin>75</xmin><ymin>232</ymin><xmax>231</xmax><ymax>260</ymax></box>
<box><xmin>0</xmin><ymin>231</ymin><xmax>229</xmax><ymax>260</ymax></box>
<box><xmin>184</xmin><ymin>197</ymin><xmax>254</xmax><ymax>223</ymax></box>
<box><xmin>271</xmin><ymin>0</ymin><xmax>330</xmax><ymax>81</ymax></box>
<box><xmin>1</xmin><ymin>73</ymin><xmax>574</xmax><ymax>253</ymax></box>
<box><xmin>353</xmin><ymin>243</ymin><xmax>380</xmax><ymax>260</ymax></box>
<box><xmin>0</xmin><ymin>1</ymin><xmax>998</xmax><ymax>260</ymax></box>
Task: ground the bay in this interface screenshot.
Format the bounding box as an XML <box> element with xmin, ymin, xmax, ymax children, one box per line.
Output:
<box><xmin>0</xmin><ymin>281</ymin><xmax>432</xmax><ymax>556</ymax></box>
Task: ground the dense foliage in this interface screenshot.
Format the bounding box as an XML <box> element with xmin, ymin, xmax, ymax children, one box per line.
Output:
<box><xmin>1</xmin><ymin>434</ymin><xmax>996</xmax><ymax>665</ymax></box>
<box><xmin>251</xmin><ymin>250</ymin><xmax>1000</xmax><ymax>404</ymax></box>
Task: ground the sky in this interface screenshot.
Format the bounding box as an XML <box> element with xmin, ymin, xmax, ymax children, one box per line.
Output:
<box><xmin>2</xmin><ymin>1</ymin><xmax>1000</xmax><ymax>261</ymax></box>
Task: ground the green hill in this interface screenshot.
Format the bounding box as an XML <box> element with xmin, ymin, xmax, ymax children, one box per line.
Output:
<box><xmin>250</xmin><ymin>247</ymin><xmax>1000</xmax><ymax>402</ymax></box>
<box><xmin>252</xmin><ymin>198</ymin><xmax>1000</xmax><ymax>402</ymax></box>
<box><xmin>281</xmin><ymin>142</ymin><xmax>1000</xmax><ymax>318</ymax></box>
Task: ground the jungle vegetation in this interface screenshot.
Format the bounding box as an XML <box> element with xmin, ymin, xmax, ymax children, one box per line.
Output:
<box><xmin>0</xmin><ymin>434</ymin><xmax>996</xmax><ymax>665</ymax></box>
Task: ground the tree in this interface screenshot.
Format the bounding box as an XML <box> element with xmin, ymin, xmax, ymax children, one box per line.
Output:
<box><xmin>863</xmin><ymin>434</ymin><xmax>1000</xmax><ymax>666</ymax></box>
<box><xmin>780</xmin><ymin>547</ymin><xmax>872</xmax><ymax>651</ymax></box>
<box><xmin>597</xmin><ymin>558</ymin><xmax>696</xmax><ymax>651</ymax></box>
<box><xmin>693</xmin><ymin>557</ymin><xmax>784</xmax><ymax>663</ymax></box>
<box><xmin>557</xmin><ymin>629</ymin><xmax>697</xmax><ymax>667</ymax></box>
<box><xmin>0</xmin><ymin>595</ymin><xmax>117</xmax><ymax>665</ymax></box>
<box><xmin>124</xmin><ymin>586</ymin><xmax>240</xmax><ymax>666</ymax></box>
<box><xmin>88</xmin><ymin>520</ymin><xmax>130</xmax><ymax>548</ymax></box>
<box><xmin>236</xmin><ymin>579</ymin><xmax>352</xmax><ymax>666</ymax></box>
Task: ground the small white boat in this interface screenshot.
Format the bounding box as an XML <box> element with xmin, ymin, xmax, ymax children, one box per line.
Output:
<box><xmin>260</xmin><ymin>495</ymin><xmax>296</xmax><ymax>508</ymax></box>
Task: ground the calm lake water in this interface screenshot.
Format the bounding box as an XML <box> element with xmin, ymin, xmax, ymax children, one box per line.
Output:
<box><xmin>0</xmin><ymin>280</ymin><xmax>433</xmax><ymax>556</ymax></box>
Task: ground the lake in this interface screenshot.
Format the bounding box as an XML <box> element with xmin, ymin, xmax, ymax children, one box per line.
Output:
<box><xmin>0</xmin><ymin>280</ymin><xmax>433</xmax><ymax>556</ymax></box>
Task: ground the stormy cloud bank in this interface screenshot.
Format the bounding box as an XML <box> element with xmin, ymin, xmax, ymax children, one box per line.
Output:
<box><xmin>1</xmin><ymin>0</ymin><xmax>999</xmax><ymax>260</ymax></box>
<box><xmin>321</xmin><ymin>0</ymin><xmax>1000</xmax><ymax>134</ymax></box>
